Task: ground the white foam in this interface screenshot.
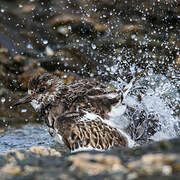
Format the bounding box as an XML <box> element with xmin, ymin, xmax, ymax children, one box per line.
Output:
<box><xmin>142</xmin><ymin>93</ymin><xmax>177</xmax><ymax>140</ymax></box>
<box><xmin>108</xmin><ymin>103</ymin><xmax>127</xmax><ymax>121</ymax></box>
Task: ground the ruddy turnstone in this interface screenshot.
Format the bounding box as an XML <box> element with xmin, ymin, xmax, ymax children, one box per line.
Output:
<box><xmin>13</xmin><ymin>73</ymin><xmax>133</xmax><ymax>151</ymax></box>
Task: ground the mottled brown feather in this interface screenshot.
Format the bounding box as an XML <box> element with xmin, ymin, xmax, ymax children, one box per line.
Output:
<box><xmin>15</xmin><ymin>73</ymin><xmax>129</xmax><ymax>151</ymax></box>
<box><xmin>54</xmin><ymin>113</ymin><xmax>128</xmax><ymax>151</ymax></box>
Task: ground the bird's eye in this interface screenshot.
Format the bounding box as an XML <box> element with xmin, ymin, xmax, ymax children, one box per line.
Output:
<box><xmin>39</xmin><ymin>87</ymin><xmax>46</xmax><ymax>93</ymax></box>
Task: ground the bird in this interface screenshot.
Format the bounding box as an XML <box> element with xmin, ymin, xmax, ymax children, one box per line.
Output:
<box><xmin>12</xmin><ymin>73</ymin><xmax>136</xmax><ymax>151</ymax></box>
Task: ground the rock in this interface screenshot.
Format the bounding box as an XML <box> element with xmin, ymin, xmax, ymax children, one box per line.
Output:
<box><xmin>175</xmin><ymin>56</ymin><xmax>180</xmax><ymax>66</ymax></box>
<box><xmin>13</xmin><ymin>55</ymin><xmax>26</xmax><ymax>63</ymax></box>
<box><xmin>50</xmin><ymin>14</ymin><xmax>108</xmax><ymax>33</ymax></box>
<box><xmin>127</xmin><ymin>153</ymin><xmax>179</xmax><ymax>176</ymax></box>
<box><xmin>141</xmin><ymin>154</ymin><xmax>176</xmax><ymax>164</ymax></box>
<box><xmin>5</xmin><ymin>150</ymin><xmax>25</xmax><ymax>162</ymax></box>
<box><xmin>21</xmin><ymin>4</ymin><xmax>36</xmax><ymax>13</ymax></box>
<box><xmin>1</xmin><ymin>164</ymin><xmax>21</xmax><ymax>176</ymax></box>
<box><xmin>117</xmin><ymin>24</ymin><xmax>143</xmax><ymax>34</ymax></box>
<box><xmin>28</xmin><ymin>146</ymin><xmax>61</xmax><ymax>156</ymax></box>
<box><xmin>0</xmin><ymin>138</ymin><xmax>179</xmax><ymax>179</ymax></box>
<box><xmin>69</xmin><ymin>153</ymin><xmax>126</xmax><ymax>175</ymax></box>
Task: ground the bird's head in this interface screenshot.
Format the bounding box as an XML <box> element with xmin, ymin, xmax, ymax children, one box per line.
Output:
<box><xmin>12</xmin><ymin>73</ymin><xmax>63</xmax><ymax>111</ymax></box>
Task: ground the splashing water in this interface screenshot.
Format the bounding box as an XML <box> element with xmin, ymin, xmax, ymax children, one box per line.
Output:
<box><xmin>110</xmin><ymin>70</ymin><xmax>179</xmax><ymax>146</ymax></box>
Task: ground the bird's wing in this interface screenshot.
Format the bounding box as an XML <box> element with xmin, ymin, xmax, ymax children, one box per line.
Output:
<box><xmin>55</xmin><ymin>112</ymin><xmax>128</xmax><ymax>151</ymax></box>
<box><xmin>64</xmin><ymin>79</ymin><xmax>113</xmax><ymax>101</ymax></box>
<box><xmin>86</xmin><ymin>93</ymin><xmax>122</xmax><ymax>119</ymax></box>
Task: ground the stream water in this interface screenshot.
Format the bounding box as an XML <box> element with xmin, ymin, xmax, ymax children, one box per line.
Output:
<box><xmin>0</xmin><ymin>124</ymin><xmax>53</xmax><ymax>154</ymax></box>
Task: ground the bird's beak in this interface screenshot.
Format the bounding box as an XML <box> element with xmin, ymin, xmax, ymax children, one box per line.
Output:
<box><xmin>12</xmin><ymin>94</ymin><xmax>32</xmax><ymax>107</ymax></box>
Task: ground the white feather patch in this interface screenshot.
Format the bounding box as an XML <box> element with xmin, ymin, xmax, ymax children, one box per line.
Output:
<box><xmin>80</xmin><ymin>111</ymin><xmax>102</xmax><ymax>122</ymax></box>
<box><xmin>71</xmin><ymin>146</ymin><xmax>104</xmax><ymax>153</ymax></box>
<box><xmin>30</xmin><ymin>100</ymin><xmax>41</xmax><ymax>111</ymax></box>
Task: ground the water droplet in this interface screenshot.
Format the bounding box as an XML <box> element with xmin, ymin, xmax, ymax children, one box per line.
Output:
<box><xmin>1</xmin><ymin>97</ymin><xmax>5</xmax><ymax>104</ymax></box>
<box><xmin>91</xmin><ymin>44</ymin><xmax>96</xmax><ymax>50</ymax></box>
<box><xmin>43</xmin><ymin>40</ymin><xmax>48</xmax><ymax>45</ymax></box>
<box><xmin>21</xmin><ymin>109</ymin><xmax>27</xmax><ymax>113</ymax></box>
<box><xmin>25</xmin><ymin>119</ymin><xmax>29</xmax><ymax>122</ymax></box>
<box><xmin>19</xmin><ymin>4</ymin><xmax>23</xmax><ymax>8</ymax></box>
<box><xmin>0</xmin><ymin>9</ymin><xmax>5</xmax><ymax>13</ymax></box>
<box><xmin>26</xmin><ymin>44</ymin><xmax>33</xmax><ymax>49</ymax></box>
<box><xmin>57</xmin><ymin>26</ymin><xmax>69</xmax><ymax>35</ymax></box>
<box><xmin>117</xmin><ymin>56</ymin><xmax>122</xmax><ymax>61</ymax></box>
<box><xmin>45</xmin><ymin>46</ymin><xmax>54</xmax><ymax>56</ymax></box>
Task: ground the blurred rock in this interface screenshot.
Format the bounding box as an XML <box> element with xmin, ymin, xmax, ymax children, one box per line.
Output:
<box><xmin>0</xmin><ymin>0</ymin><xmax>179</xmax><ymax>86</ymax></box>
<box><xmin>128</xmin><ymin>153</ymin><xmax>179</xmax><ymax>176</ymax></box>
<box><xmin>0</xmin><ymin>138</ymin><xmax>180</xmax><ymax>180</ymax></box>
<box><xmin>1</xmin><ymin>164</ymin><xmax>21</xmax><ymax>176</ymax></box>
<box><xmin>50</xmin><ymin>14</ymin><xmax>108</xmax><ymax>34</ymax></box>
<box><xmin>175</xmin><ymin>56</ymin><xmax>180</xmax><ymax>66</ymax></box>
<box><xmin>69</xmin><ymin>153</ymin><xmax>126</xmax><ymax>175</ymax></box>
<box><xmin>117</xmin><ymin>24</ymin><xmax>143</xmax><ymax>34</ymax></box>
<box><xmin>28</xmin><ymin>146</ymin><xmax>61</xmax><ymax>156</ymax></box>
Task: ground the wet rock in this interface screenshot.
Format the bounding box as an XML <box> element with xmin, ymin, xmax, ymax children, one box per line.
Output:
<box><xmin>69</xmin><ymin>153</ymin><xmax>126</xmax><ymax>175</ymax></box>
<box><xmin>21</xmin><ymin>4</ymin><xmax>36</xmax><ymax>13</ymax></box>
<box><xmin>0</xmin><ymin>129</ymin><xmax>5</xmax><ymax>135</ymax></box>
<box><xmin>0</xmin><ymin>138</ymin><xmax>180</xmax><ymax>179</ymax></box>
<box><xmin>117</xmin><ymin>24</ymin><xmax>144</xmax><ymax>34</ymax></box>
<box><xmin>5</xmin><ymin>150</ymin><xmax>25</xmax><ymax>162</ymax></box>
<box><xmin>1</xmin><ymin>164</ymin><xmax>21</xmax><ymax>176</ymax></box>
<box><xmin>175</xmin><ymin>56</ymin><xmax>180</xmax><ymax>66</ymax></box>
<box><xmin>28</xmin><ymin>146</ymin><xmax>61</xmax><ymax>156</ymax></box>
<box><xmin>13</xmin><ymin>55</ymin><xmax>26</xmax><ymax>63</ymax></box>
<box><xmin>127</xmin><ymin>153</ymin><xmax>179</xmax><ymax>176</ymax></box>
<box><xmin>50</xmin><ymin>14</ymin><xmax>108</xmax><ymax>35</ymax></box>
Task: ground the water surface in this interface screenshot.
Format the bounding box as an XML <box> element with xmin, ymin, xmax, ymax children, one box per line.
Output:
<box><xmin>0</xmin><ymin>124</ymin><xmax>54</xmax><ymax>154</ymax></box>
